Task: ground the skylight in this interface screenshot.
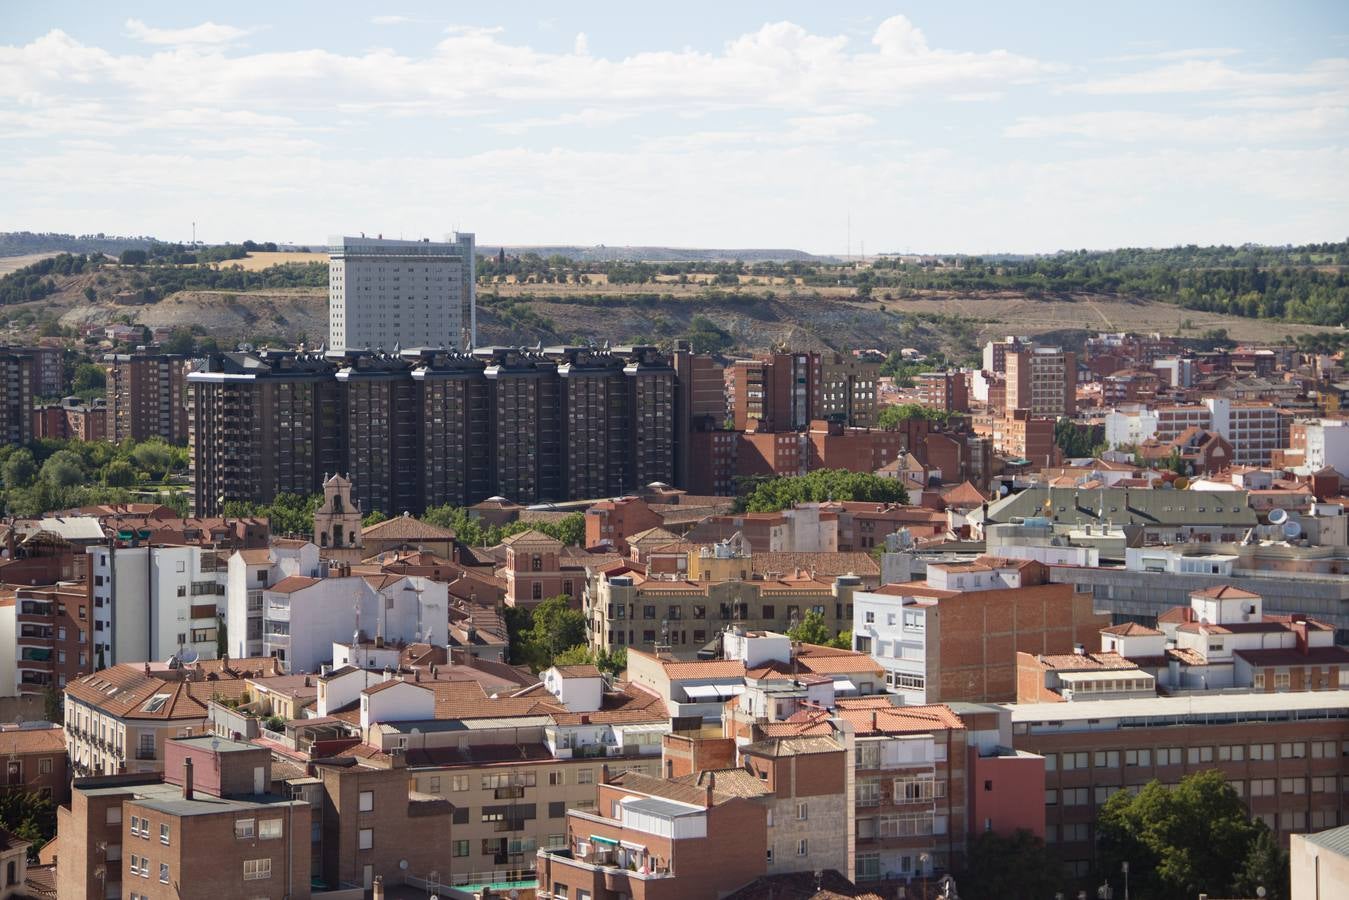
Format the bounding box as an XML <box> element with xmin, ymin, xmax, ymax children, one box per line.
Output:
<box><xmin>142</xmin><ymin>693</ymin><xmax>170</xmax><ymax>713</ymax></box>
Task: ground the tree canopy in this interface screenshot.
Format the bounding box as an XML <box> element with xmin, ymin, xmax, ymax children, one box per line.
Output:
<box><xmin>1097</xmin><ymin>770</ymin><xmax>1284</xmax><ymax>900</ymax></box>
<box><xmin>739</xmin><ymin>469</ymin><xmax>908</xmax><ymax>513</ymax></box>
<box><xmin>878</xmin><ymin>403</ymin><xmax>952</xmax><ymax>430</ymax></box>
<box><xmin>958</xmin><ymin>829</ymin><xmax>1062</xmax><ymax>900</ymax></box>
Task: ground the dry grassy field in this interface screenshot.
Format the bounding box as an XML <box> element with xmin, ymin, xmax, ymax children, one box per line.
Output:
<box><xmin>214</xmin><ymin>251</ymin><xmax>328</xmax><ymax>270</ymax></box>
<box><xmin>0</xmin><ymin>253</ymin><xmax>55</xmax><ymax>275</ymax></box>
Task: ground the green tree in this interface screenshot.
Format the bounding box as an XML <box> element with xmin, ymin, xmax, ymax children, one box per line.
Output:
<box><xmin>552</xmin><ymin>645</ymin><xmax>594</xmax><ymax>667</ymax></box>
<box><xmin>958</xmin><ymin>829</ymin><xmax>1061</xmax><ymax>900</ymax></box>
<box><xmin>363</xmin><ymin>509</ymin><xmax>388</xmax><ymax>527</ymax></box>
<box><xmin>39</xmin><ymin>449</ymin><xmax>85</xmax><ymax>488</ymax></box>
<box><xmin>520</xmin><ymin>596</ymin><xmax>588</xmax><ymax>672</ymax></box>
<box><xmin>102</xmin><ymin>458</ymin><xmax>136</xmax><ymax>487</ymax></box>
<box><xmin>42</xmin><ymin>685</ymin><xmax>63</xmax><ymax>725</ymax></box>
<box><xmin>597</xmin><ymin>646</ymin><xmax>627</xmax><ymax>677</ymax></box>
<box><xmin>1054</xmin><ymin>417</ymin><xmax>1095</xmax><ymax>458</ymax></box>
<box><xmin>118</xmin><ymin>249</ymin><xmax>148</xmax><ymax>265</ymax></box>
<box><xmin>785</xmin><ymin>609</ymin><xmax>835</xmax><ymax>645</ymax></box>
<box><xmin>72</xmin><ymin>363</ymin><xmax>106</xmax><ymax>395</ymax></box>
<box><xmin>829</xmin><ymin>629</ymin><xmax>852</xmax><ymax>650</ymax></box>
<box><xmin>2</xmin><ymin>448</ymin><xmax>37</xmax><ymax>489</ymax></box>
<box><xmin>130</xmin><ymin>440</ymin><xmax>176</xmax><ymax>479</ymax></box>
<box><xmin>550</xmin><ymin>512</ymin><xmax>586</xmax><ymax>547</ymax></box>
<box><xmin>878</xmin><ymin>403</ymin><xmax>951</xmax><ymax>430</ymax></box>
<box><xmin>161</xmin><ymin>327</ymin><xmax>196</xmax><ymax>355</ymax></box>
<box><xmin>0</xmin><ymin>790</ymin><xmax>56</xmax><ymax>859</ymax></box>
<box><xmin>739</xmin><ymin>469</ymin><xmax>907</xmax><ymax>513</ymax></box>
<box><xmin>1098</xmin><ymin>771</ymin><xmax>1266</xmax><ymax>900</ymax></box>
<box><xmin>1234</xmin><ymin>827</ymin><xmax>1289</xmax><ymax>900</ymax></box>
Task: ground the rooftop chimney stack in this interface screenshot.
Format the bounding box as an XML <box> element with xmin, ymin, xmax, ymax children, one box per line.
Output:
<box><xmin>183</xmin><ymin>757</ymin><xmax>194</xmax><ymax>801</ymax></box>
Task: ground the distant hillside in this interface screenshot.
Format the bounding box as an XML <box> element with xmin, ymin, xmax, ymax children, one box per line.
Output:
<box><xmin>477</xmin><ymin>245</ymin><xmax>831</xmax><ymax>263</ymax></box>
<box><xmin>0</xmin><ymin>231</ymin><xmax>157</xmax><ymax>257</ymax></box>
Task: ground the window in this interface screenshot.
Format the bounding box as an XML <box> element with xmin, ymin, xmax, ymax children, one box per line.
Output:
<box><xmin>160</xmin><ymin>823</ymin><xmax>169</xmax><ymax>845</ymax></box>
<box><xmin>549</xmin><ymin>801</ymin><xmax>566</xmax><ymax>818</ymax></box>
<box><xmin>259</xmin><ymin>819</ymin><xmax>282</xmax><ymax>840</ymax></box>
<box><xmin>428</xmin><ymin>776</ymin><xmax>441</xmax><ymax>793</ymax></box>
<box><xmin>1125</xmin><ymin>749</ymin><xmax>1151</xmax><ymax>767</ymax></box>
<box><xmin>129</xmin><ymin>854</ymin><xmax>146</xmax><ymax>877</ymax></box>
<box><xmin>451</xmin><ymin>775</ymin><xmax>469</xmax><ymax>792</ymax></box>
<box><xmin>1045</xmin><ymin>789</ymin><xmax>1058</xmax><ymax>806</ymax></box>
<box><xmin>235</xmin><ymin>818</ymin><xmax>256</xmax><ymax>839</ymax></box>
<box><xmin>1280</xmin><ymin>777</ymin><xmax>1306</xmax><ymax>795</ymax></box>
<box><xmin>159</xmin><ymin>863</ymin><xmax>170</xmax><ymax>883</ymax></box>
<box><xmin>453</xmin><ymin>840</ymin><xmax>470</xmax><ymax>857</ymax></box>
<box><xmin>1187</xmin><ymin>746</ymin><xmax>1214</xmax><ymax>765</ymax></box>
<box><xmin>1061</xmin><ymin>752</ymin><xmax>1088</xmax><ymax>770</ymax></box>
<box><xmin>38</xmin><ymin>758</ymin><xmax>51</xmax><ymax>775</ymax></box>
<box><xmin>1218</xmin><ymin>745</ymin><xmax>1245</xmax><ymax>762</ymax></box>
<box><xmin>1311</xmin><ymin>740</ymin><xmax>1337</xmax><ymax>758</ymax></box>
<box><xmin>1160</xmin><ymin>747</ymin><xmax>1182</xmax><ymax>765</ymax></box>
<box><xmin>1274</xmin><ymin>672</ymin><xmax>1291</xmax><ymax>690</ymax></box>
<box><xmin>358</xmin><ymin>828</ymin><xmax>373</xmax><ymax>850</ymax></box>
<box><xmin>865</xmin><ymin>611</ymin><xmax>875</xmax><ymax>624</ymax></box>
<box><xmin>243</xmin><ymin>859</ymin><xmax>271</xmax><ymax>881</ymax></box>
<box><xmin>797</xmin><ymin>839</ymin><xmax>808</xmax><ymax>856</ymax></box>
<box><xmin>107</xmin><ymin>807</ymin><xmax>122</xmax><ymax>825</ymax></box>
<box><xmin>1094</xmin><ymin>751</ymin><xmax>1120</xmax><ymax>769</ymax></box>
<box><xmin>1063</xmin><ymin>788</ymin><xmax>1089</xmax><ymax>806</ymax></box>
<box><xmin>1249</xmin><ymin>779</ymin><xmax>1275</xmax><ymax>797</ymax></box>
<box><xmin>796</xmin><ymin>802</ymin><xmax>808</xmax><ymax>821</ymax></box>
<box><xmin>1281</xmin><ymin>742</ymin><xmax>1306</xmax><ymax>759</ymax></box>
<box><xmin>359</xmin><ymin>790</ymin><xmax>374</xmax><ymax>811</ymax></box>
<box><xmin>1250</xmin><ymin>743</ymin><xmax>1275</xmax><ymax>761</ymax></box>
<box><xmin>577</xmin><ymin>769</ymin><xmax>594</xmax><ymax>785</ymax></box>
<box><xmin>766</xmin><ymin>847</ymin><xmax>774</xmax><ymax>864</ymax></box>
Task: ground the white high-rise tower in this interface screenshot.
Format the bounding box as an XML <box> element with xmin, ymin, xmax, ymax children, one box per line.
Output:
<box><xmin>327</xmin><ymin>233</ymin><xmax>476</xmax><ymax>351</ymax></box>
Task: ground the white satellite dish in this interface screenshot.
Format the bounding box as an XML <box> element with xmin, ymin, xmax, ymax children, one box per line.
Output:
<box><xmin>1268</xmin><ymin>508</ymin><xmax>1288</xmax><ymax>525</ymax></box>
<box><xmin>1282</xmin><ymin>520</ymin><xmax>1302</xmax><ymax>540</ymax></box>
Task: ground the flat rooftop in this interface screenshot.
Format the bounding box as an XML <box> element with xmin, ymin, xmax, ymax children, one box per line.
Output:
<box><xmin>1006</xmin><ymin>688</ymin><xmax>1349</xmax><ymax>725</ymax></box>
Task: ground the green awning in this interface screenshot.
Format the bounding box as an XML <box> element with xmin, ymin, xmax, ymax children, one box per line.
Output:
<box><xmin>590</xmin><ymin>835</ymin><xmax>619</xmax><ymax>846</ymax></box>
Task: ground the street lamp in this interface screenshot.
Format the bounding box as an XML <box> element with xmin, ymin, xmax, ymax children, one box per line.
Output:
<box><xmin>1121</xmin><ymin>861</ymin><xmax>1129</xmax><ymax>900</ymax></box>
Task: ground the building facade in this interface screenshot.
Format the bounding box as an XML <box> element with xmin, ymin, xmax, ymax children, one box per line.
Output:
<box><xmin>328</xmin><ymin>234</ymin><xmax>476</xmax><ymax>351</ymax></box>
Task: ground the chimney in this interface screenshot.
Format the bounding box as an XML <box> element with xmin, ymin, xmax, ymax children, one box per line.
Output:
<box><xmin>183</xmin><ymin>757</ymin><xmax>194</xmax><ymax>801</ymax></box>
<box><xmin>705</xmin><ymin>771</ymin><xmax>716</xmax><ymax>808</ymax></box>
<box><xmin>601</xmin><ymin>763</ymin><xmax>610</xmax><ymax>784</ymax></box>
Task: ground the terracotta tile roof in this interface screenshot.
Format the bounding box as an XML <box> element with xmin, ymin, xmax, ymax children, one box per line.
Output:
<box><xmin>750</xmin><ymin>552</ymin><xmax>879</xmax><ymax>579</ymax></box>
<box><xmin>552</xmin><ymin>683</ymin><xmax>668</xmax><ymax>725</ymax></box>
<box><xmin>757</xmin><ymin>720</ymin><xmax>835</xmax><ymax>737</ymax></box>
<box><xmin>237</xmin><ymin>548</ymin><xmax>273</xmax><ymax>565</ymax></box>
<box><xmin>552</xmin><ymin>665</ymin><xmax>602</xmax><ymax>679</ymax></box>
<box><xmin>838</xmin><ymin>703</ymin><xmax>965</xmax><ymax>736</ymax></box>
<box><xmin>268</xmin><ymin>575</ymin><xmax>319</xmax><ymax>594</ymax></box>
<box><xmin>361</xmin><ymin>515</ymin><xmax>456</xmax><ymax>541</ymax></box>
<box><xmin>364</xmin><ymin>678</ymin><xmax>433</xmax><ymax>697</ymax></box>
<box><xmin>1031</xmin><ymin>651</ymin><xmax>1138</xmax><ymax>671</ymax></box>
<box><xmin>1167</xmin><ymin>647</ymin><xmax>1210</xmax><ymax>666</ymax></box>
<box><xmin>65</xmin><ymin>664</ymin><xmax>256</xmax><ymax>721</ymax></box>
<box><xmin>1189</xmin><ymin>585</ymin><xmax>1261</xmax><ymax>600</ymax></box>
<box><xmin>0</xmin><ymin>726</ymin><xmax>64</xmax><ymax>755</ymax></box>
<box><xmin>940</xmin><ymin>480</ymin><xmax>990</xmax><ymax>507</ymax></box>
<box><xmin>22</xmin><ymin>863</ymin><xmax>56</xmax><ymax>899</ymax></box>
<box><xmin>1158</xmin><ymin>606</ymin><xmax>1197</xmax><ymax>625</ymax></box>
<box><xmin>740</xmin><ymin>735</ymin><xmax>843</xmax><ymax>759</ymax></box>
<box><xmin>1101</xmin><ymin>622</ymin><xmax>1163</xmax><ymax>637</ymax></box>
<box><xmin>500</xmin><ymin>529</ymin><xmax>563</xmax><ymax>547</ymax></box>
<box><xmin>722</xmin><ymin>869</ymin><xmax>885</xmax><ymax>900</ymax></box>
<box><xmin>648</xmin><ymin>657</ymin><xmax>747</xmax><ymax>679</ymax></box>
<box><xmin>671</xmin><ymin>767</ymin><xmax>771</xmax><ymax>799</ymax></box>
<box><xmin>609</xmin><ymin>770</ymin><xmax>720</xmax><ymax>806</ymax></box>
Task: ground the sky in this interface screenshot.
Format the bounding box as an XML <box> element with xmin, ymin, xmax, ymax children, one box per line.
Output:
<box><xmin>2</xmin><ymin>1</ymin><xmax>1348</xmax><ymax>254</ymax></box>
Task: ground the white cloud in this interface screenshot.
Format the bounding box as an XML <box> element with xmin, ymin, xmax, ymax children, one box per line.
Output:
<box><xmin>1069</xmin><ymin>58</ymin><xmax>1349</xmax><ymax>95</ymax></box>
<box><xmin>573</xmin><ymin>32</ymin><xmax>589</xmax><ymax>56</ymax></box>
<box><xmin>1005</xmin><ymin>108</ymin><xmax>1349</xmax><ymax>143</ymax></box>
<box><xmin>123</xmin><ymin>18</ymin><xmax>251</xmax><ymax>46</ymax></box>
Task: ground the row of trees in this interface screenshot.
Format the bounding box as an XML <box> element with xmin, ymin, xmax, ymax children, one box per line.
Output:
<box><xmin>737</xmin><ymin>469</ymin><xmax>910</xmax><ymax>513</ymax></box>
<box><xmin>0</xmin><ymin>438</ymin><xmax>189</xmax><ymax>517</ymax></box>
<box><xmin>502</xmin><ymin>595</ymin><xmax>626</xmax><ymax>674</ymax></box>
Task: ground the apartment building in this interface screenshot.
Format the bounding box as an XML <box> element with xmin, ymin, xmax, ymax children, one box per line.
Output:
<box><xmin>915</xmin><ymin>370</ymin><xmax>970</xmax><ymax>414</ymax></box>
<box><xmin>103</xmin><ymin>352</ymin><xmax>191</xmax><ymax>444</ymax></box>
<box><xmin>258</xmin><ymin>567</ymin><xmax>447</xmax><ymax>673</ymax></box>
<box><xmin>851</xmin><ymin>557</ymin><xmax>1109</xmax><ymax>704</ymax></box>
<box><xmin>1005</xmin><ymin>346</ymin><xmax>1076</xmax><ymax>418</ymax></box>
<box><xmin>0</xmin><ymin>723</ymin><xmax>68</xmax><ymax>804</ymax></box>
<box><xmin>586</xmin><ymin>559</ymin><xmax>861</xmax><ymax>659</ymax></box>
<box><xmin>57</xmin><ymin>737</ymin><xmax>310</xmax><ymax>900</ymax></box>
<box><xmin>684</xmin><ymin>508</ymin><xmax>839</xmax><ymax>554</ymax></box>
<box><xmin>328</xmin><ymin>233</ymin><xmax>476</xmax><ymax>351</ymax></box>
<box><xmin>0</xmin><ymin>582</ymin><xmax>91</xmax><ymax>695</ymax></box>
<box><xmin>673</xmin><ymin>347</ymin><xmax>729</xmax><ymax>489</ymax></box>
<box><xmin>86</xmin><ymin>543</ymin><xmax>227</xmax><ymax>666</ymax></box>
<box><xmin>586</xmin><ymin>497</ymin><xmax>663</xmax><ymax>555</ymax></box>
<box><xmin>630</xmin><ymin>629</ymin><xmax>885</xmax><ymax>724</ymax></box>
<box><xmin>1284</xmin><ymin>418</ymin><xmax>1349</xmax><ymax>474</ymax></box>
<box><xmin>0</xmin><ymin>349</ymin><xmax>35</xmax><ymax>445</ymax></box>
<box><xmin>189</xmin><ymin>345</ymin><xmax>676</xmax><ymax>516</ymax></box>
<box><xmin>819</xmin><ymin>350</ymin><xmax>883</xmax><ymax>428</ymax></box>
<box><xmin>536</xmin><ymin>769</ymin><xmax>771</xmax><ymax>900</ymax></box>
<box><xmin>224</xmin><ymin>542</ymin><xmax>320</xmax><ymax>659</ymax></box>
<box><xmin>32</xmin><ymin>395</ymin><xmax>108</xmax><ymax>441</ymax></box>
<box><xmin>731</xmin><ymin>350</ymin><xmax>882</xmax><ymax>432</ymax></box>
<box><xmin>1010</xmin><ymin>691</ymin><xmax>1349</xmax><ymax>874</ymax></box>
<box><xmin>63</xmin><ymin>658</ymin><xmax>280</xmax><ymax>777</ymax></box>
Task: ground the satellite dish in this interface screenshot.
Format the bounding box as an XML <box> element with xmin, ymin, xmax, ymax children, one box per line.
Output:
<box><xmin>177</xmin><ymin>647</ymin><xmax>199</xmax><ymax>665</ymax></box>
<box><xmin>1173</xmin><ymin>477</ymin><xmax>1190</xmax><ymax>490</ymax></box>
<box><xmin>1282</xmin><ymin>520</ymin><xmax>1302</xmax><ymax>540</ymax></box>
<box><xmin>999</xmin><ymin>484</ymin><xmax>1010</xmax><ymax>496</ymax></box>
<box><xmin>1268</xmin><ymin>508</ymin><xmax>1288</xmax><ymax>525</ymax></box>
<box><xmin>399</xmin><ymin>860</ymin><xmax>408</xmax><ymax>870</ymax></box>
